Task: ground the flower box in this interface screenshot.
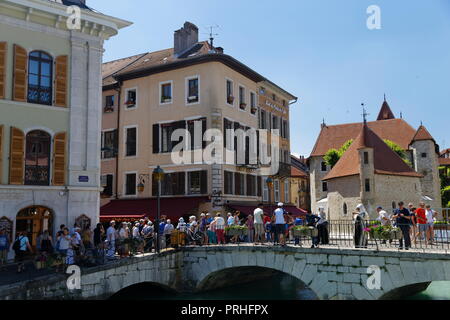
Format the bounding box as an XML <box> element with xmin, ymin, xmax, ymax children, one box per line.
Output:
<box><xmin>161</xmin><ymin>97</ymin><xmax>172</xmax><ymax>103</ymax></box>
<box><xmin>368</xmin><ymin>228</ymin><xmax>402</xmax><ymax>240</ymax></box>
<box><xmin>187</xmin><ymin>96</ymin><xmax>199</xmax><ymax>103</ymax></box>
<box><xmin>125</xmin><ymin>100</ymin><xmax>135</xmax><ymax>106</ymax></box>
<box><xmin>225</xmin><ymin>226</ymin><xmax>248</xmax><ymax>237</ymax></box>
<box><xmin>292</xmin><ymin>226</ymin><xmax>318</xmax><ymax>237</ymax></box>
<box><xmin>239</xmin><ymin>103</ymin><xmax>247</xmax><ymax>110</ymax></box>
<box><xmin>250</xmin><ymin>107</ymin><xmax>257</xmax><ymax>114</ymax></box>
<box><xmin>227</xmin><ymin>96</ymin><xmax>234</xmax><ymax>104</ymax></box>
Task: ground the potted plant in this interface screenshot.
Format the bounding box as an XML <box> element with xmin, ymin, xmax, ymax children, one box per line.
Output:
<box><xmin>292</xmin><ymin>226</ymin><xmax>318</xmax><ymax>237</ymax></box>
<box><xmin>250</xmin><ymin>106</ymin><xmax>257</xmax><ymax>114</ymax></box>
<box><xmin>225</xmin><ymin>225</ymin><xmax>248</xmax><ymax>237</ymax></box>
<box><xmin>125</xmin><ymin>99</ymin><xmax>135</xmax><ymax>106</ymax></box>
<box><xmin>161</xmin><ymin>96</ymin><xmax>171</xmax><ymax>103</ymax></box>
<box><xmin>239</xmin><ymin>102</ymin><xmax>247</xmax><ymax>110</ymax></box>
<box><xmin>227</xmin><ymin>95</ymin><xmax>234</xmax><ymax>104</ymax></box>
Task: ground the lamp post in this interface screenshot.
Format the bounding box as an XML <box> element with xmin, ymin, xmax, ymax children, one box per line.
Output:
<box><xmin>266</xmin><ymin>177</ymin><xmax>273</xmax><ymax>214</ymax></box>
<box><xmin>153</xmin><ymin>166</ymin><xmax>165</xmax><ymax>253</ymax></box>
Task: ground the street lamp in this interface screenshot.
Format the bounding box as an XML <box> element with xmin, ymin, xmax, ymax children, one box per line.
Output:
<box><xmin>266</xmin><ymin>177</ymin><xmax>273</xmax><ymax>214</ymax></box>
<box><xmin>153</xmin><ymin>166</ymin><xmax>164</xmax><ymax>253</ymax></box>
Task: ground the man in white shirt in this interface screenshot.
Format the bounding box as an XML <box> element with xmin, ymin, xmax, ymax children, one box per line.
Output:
<box><xmin>273</xmin><ymin>203</ymin><xmax>287</xmax><ymax>246</ymax></box>
<box><xmin>376</xmin><ymin>207</ymin><xmax>391</xmax><ymax>226</ymax></box>
<box><xmin>106</xmin><ymin>221</ymin><xmax>116</xmax><ymax>259</ymax></box>
<box><xmin>253</xmin><ymin>203</ymin><xmax>265</xmax><ymax>244</ymax></box>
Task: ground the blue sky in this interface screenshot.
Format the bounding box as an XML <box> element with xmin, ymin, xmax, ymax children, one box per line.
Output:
<box><xmin>91</xmin><ymin>0</ymin><xmax>450</xmax><ymax>156</ymax></box>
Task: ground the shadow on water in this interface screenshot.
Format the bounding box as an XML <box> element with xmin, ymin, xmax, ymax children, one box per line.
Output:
<box><xmin>403</xmin><ymin>282</ymin><xmax>450</xmax><ymax>300</ymax></box>
<box><xmin>111</xmin><ymin>273</ymin><xmax>318</xmax><ymax>300</ymax></box>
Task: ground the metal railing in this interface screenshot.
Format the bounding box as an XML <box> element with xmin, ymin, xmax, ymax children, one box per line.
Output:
<box><xmin>287</xmin><ymin>220</ymin><xmax>450</xmax><ymax>251</ymax></box>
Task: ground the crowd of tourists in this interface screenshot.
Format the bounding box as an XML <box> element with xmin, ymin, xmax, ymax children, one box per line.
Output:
<box><xmin>1</xmin><ymin>200</ymin><xmax>442</xmax><ymax>274</ymax></box>
<box><xmin>353</xmin><ymin>201</ymin><xmax>440</xmax><ymax>250</ymax></box>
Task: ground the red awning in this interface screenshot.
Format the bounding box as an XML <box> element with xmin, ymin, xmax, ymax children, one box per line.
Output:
<box><xmin>100</xmin><ymin>196</ymin><xmax>209</xmax><ymax>221</ymax></box>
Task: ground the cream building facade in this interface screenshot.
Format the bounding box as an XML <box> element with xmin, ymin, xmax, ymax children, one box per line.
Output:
<box><xmin>0</xmin><ymin>0</ymin><xmax>130</xmax><ymax>252</ymax></box>
<box><xmin>100</xmin><ymin>22</ymin><xmax>299</xmax><ymax>221</ymax></box>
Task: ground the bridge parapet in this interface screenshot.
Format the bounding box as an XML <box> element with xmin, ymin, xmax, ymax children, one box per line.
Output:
<box><xmin>1</xmin><ymin>246</ymin><xmax>450</xmax><ymax>300</ymax></box>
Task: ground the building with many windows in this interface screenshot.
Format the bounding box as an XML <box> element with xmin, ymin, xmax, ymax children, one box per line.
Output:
<box><xmin>99</xmin><ymin>22</ymin><xmax>300</xmax><ymax>221</ymax></box>
<box><xmin>0</xmin><ymin>0</ymin><xmax>130</xmax><ymax>252</ymax></box>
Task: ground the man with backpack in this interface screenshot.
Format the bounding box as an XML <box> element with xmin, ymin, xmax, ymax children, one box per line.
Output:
<box><xmin>13</xmin><ymin>231</ymin><xmax>33</xmax><ymax>273</ymax></box>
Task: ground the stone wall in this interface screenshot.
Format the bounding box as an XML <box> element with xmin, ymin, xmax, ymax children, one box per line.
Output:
<box><xmin>2</xmin><ymin>247</ymin><xmax>450</xmax><ymax>300</ymax></box>
<box><xmin>327</xmin><ymin>175</ymin><xmax>361</xmax><ymax>220</ymax></box>
<box><xmin>310</xmin><ymin>156</ymin><xmax>330</xmax><ymax>214</ymax></box>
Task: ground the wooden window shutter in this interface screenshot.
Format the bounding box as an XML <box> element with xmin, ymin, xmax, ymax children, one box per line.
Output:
<box><xmin>52</xmin><ymin>132</ymin><xmax>67</xmax><ymax>186</ymax></box>
<box><xmin>0</xmin><ymin>42</ymin><xmax>6</xmax><ymax>99</ymax></box>
<box><xmin>0</xmin><ymin>125</ymin><xmax>3</xmax><ymax>182</ymax></box>
<box><xmin>55</xmin><ymin>55</ymin><xmax>68</xmax><ymax>107</ymax></box>
<box><xmin>13</xmin><ymin>44</ymin><xmax>27</xmax><ymax>102</ymax></box>
<box><xmin>152</xmin><ymin>124</ymin><xmax>160</xmax><ymax>154</ymax></box>
<box><xmin>9</xmin><ymin>127</ymin><xmax>24</xmax><ymax>185</ymax></box>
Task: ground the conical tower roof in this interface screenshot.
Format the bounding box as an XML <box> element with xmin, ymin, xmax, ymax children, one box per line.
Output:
<box><xmin>377</xmin><ymin>99</ymin><xmax>395</xmax><ymax>120</ymax></box>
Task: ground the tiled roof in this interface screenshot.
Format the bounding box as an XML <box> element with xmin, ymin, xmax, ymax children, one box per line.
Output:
<box><xmin>439</xmin><ymin>158</ymin><xmax>450</xmax><ymax>166</ymax></box>
<box><xmin>310</xmin><ymin>118</ymin><xmax>417</xmax><ymax>157</ymax></box>
<box><xmin>102</xmin><ymin>41</ymin><xmax>213</xmax><ymax>87</ymax></box>
<box><xmin>377</xmin><ymin>100</ymin><xmax>395</xmax><ymax>120</ymax></box>
<box><xmin>441</xmin><ymin>149</ymin><xmax>450</xmax><ymax>156</ymax></box>
<box><xmin>291</xmin><ymin>166</ymin><xmax>308</xmax><ymax>178</ymax></box>
<box><xmin>411</xmin><ymin>125</ymin><xmax>435</xmax><ymax>143</ymax></box>
<box><xmin>323</xmin><ymin>124</ymin><xmax>422</xmax><ymax>181</ymax></box>
<box><xmin>102</xmin><ymin>53</ymin><xmax>148</xmax><ymax>87</ymax></box>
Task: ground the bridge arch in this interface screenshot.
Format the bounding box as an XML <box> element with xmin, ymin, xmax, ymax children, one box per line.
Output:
<box><xmin>109</xmin><ymin>281</ymin><xmax>179</xmax><ymax>300</ymax></box>
<box><xmin>196</xmin><ymin>266</ymin><xmax>319</xmax><ymax>299</ymax></box>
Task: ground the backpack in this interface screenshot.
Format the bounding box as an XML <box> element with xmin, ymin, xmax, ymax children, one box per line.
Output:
<box><xmin>12</xmin><ymin>236</ymin><xmax>23</xmax><ymax>253</ymax></box>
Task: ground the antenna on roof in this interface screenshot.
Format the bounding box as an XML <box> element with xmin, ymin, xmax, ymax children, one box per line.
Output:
<box><xmin>203</xmin><ymin>25</ymin><xmax>219</xmax><ymax>48</ymax></box>
<box><xmin>400</xmin><ymin>111</ymin><xmax>403</xmax><ymax>119</ymax></box>
<box><xmin>361</xmin><ymin>103</ymin><xmax>369</xmax><ymax>124</ymax></box>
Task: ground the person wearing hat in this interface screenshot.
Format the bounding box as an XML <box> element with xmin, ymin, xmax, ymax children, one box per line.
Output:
<box><xmin>106</xmin><ymin>221</ymin><xmax>117</xmax><ymax>259</ymax></box>
<box><xmin>214</xmin><ymin>213</ymin><xmax>226</xmax><ymax>245</ymax></box>
<box><xmin>376</xmin><ymin>206</ymin><xmax>391</xmax><ymax>244</ymax></box>
<box><xmin>273</xmin><ymin>203</ymin><xmax>287</xmax><ymax>246</ymax></box>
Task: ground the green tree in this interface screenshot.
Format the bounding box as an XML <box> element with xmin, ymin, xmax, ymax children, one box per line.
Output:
<box><xmin>324</xmin><ymin>139</ymin><xmax>411</xmax><ymax>167</ymax></box>
<box><xmin>442</xmin><ymin>186</ymin><xmax>450</xmax><ymax>208</ymax></box>
<box><xmin>440</xmin><ymin>166</ymin><xmax>450</xmax><ymax>207</ymax></box>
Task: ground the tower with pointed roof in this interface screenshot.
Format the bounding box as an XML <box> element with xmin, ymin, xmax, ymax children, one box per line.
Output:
<box><xmin>410</xmin><ymin>125</ymin><xmax>442</xmax><ymax>213</ymax></box>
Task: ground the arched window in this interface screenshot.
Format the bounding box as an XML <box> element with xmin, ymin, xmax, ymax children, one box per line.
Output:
<box><xmin>25</xmin><ymin>130</ymin><xmax>51</xmax><ymax>186</ymax></box>
<box><xmin>343</xmin><ymin>203</ymin><xmax>348</xmax><ymax>215</ymax></box>
<box><xmin>28</xmin><ymin>51</ymin><xmax>53</xmax><ymax>105</ymax></box>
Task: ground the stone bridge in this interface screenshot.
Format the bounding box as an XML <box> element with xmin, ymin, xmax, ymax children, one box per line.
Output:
<box><xmin>1</xmin><ymin>246</ymin><xmax>450</xmax><ymax>300</ymax></box>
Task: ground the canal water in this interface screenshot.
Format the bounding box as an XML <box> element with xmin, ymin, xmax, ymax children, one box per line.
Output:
<box><xmin>112</xmin><ymin>274</ymin><xmax>450</xmax><ymax>300</ymax></box>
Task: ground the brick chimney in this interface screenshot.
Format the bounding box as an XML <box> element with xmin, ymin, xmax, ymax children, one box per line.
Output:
<box><xmin>174</xmin><ymin>22</ymin><xmax>199</xmax><ymax>57</ymax></box>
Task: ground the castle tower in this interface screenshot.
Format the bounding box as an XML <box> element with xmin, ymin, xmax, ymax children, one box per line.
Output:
<box><xmin>410</xmin><ymin>125</ymin><xmax>443</xmax><ymax>214</ymax></box>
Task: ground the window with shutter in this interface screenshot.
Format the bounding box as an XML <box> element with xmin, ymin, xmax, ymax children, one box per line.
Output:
<box><xmin>52</xmin><ymin>132</ymin><xmax>66</xmax><ymax>186</ymax></box>
<box><xmin>9</xmin><ymin>127</ymin><xmax>25</xmax><ymax>185</ymax></box>
<box><xmin>0</xmin><ymin>42</ymin><xmax>6</xmax><ymax>99</ymax></box>
<box><xmin>13</xmin><ymin>45</ymin><xmax>27</xmax><ymax>102</ymax></box>
<box><xmin>152</xmin><ymin>124</ymin><xmax>160</xmax><ymax>154</ymax></box>
<box><xmin>55</xmin><ymin>55</ymin><xmax>68</xmax><ymax>107</ymax></box>
<box><xmin>0</xmin><ymin>125</ymin><xmax>3</xmax><ymax>182</ymax></box>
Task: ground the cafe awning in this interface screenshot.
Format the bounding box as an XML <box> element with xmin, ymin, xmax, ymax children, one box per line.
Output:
<box><xmin>100</xmin><ymin>196</ymin><xmax>210</xmax><ymax>221</ymax></box>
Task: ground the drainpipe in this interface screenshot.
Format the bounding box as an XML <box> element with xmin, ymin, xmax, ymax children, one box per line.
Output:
<box><xmin>113</xmin><ymin>80</ymin><xmax>122</xmax><ymax>200</ymax></box>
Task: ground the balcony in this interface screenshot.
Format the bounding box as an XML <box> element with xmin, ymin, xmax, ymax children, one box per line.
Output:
<box><xmin>25</xmin><ymin>165</ymin><xmax>50</xmax><ymax>186</ymax></box>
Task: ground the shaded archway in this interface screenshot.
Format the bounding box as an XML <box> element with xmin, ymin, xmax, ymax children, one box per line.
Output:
<box><xmin>16</xmin><ymin>206</ymin><xmax>54</xmax><ymax>248</ymax></box>
<box><xmin>109</xmin><ymin>282</ymin><xmax>178</xmax><ymax>300</ymax></box>
<box><xmin>197</xmin><ymin>266</ymin><xmax>319</xmax><ymax>300</ymax></box>
<box><xmin>380</xmin><ymin>282</ymin><xmax>432</xmax><ymax>300</ymax></box>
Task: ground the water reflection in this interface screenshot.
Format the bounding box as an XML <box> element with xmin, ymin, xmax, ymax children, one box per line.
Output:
<box><xmin>405</xmin><ymin>282</ymin><xmax>450</xmax><ymax>300</ymax></box>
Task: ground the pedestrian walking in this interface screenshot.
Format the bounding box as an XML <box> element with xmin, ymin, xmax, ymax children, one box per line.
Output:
<box><xmin>415</xmin><ymin>202</ymin><xmax>429</xmax><ymax>243</ymax></box>
<box><xmin>393</xmin><ymin>201</ymin><xmax>412</xmax><ymax>250</ymax></box>
<box><xmin>246</xmin><ymin>213</ymin><xmax>254</xmax><ymax>243</ymax></box>
<box><xmin>164</xmin><ymin>219</ymin><xmax>174</xmax><ymax>247</ymax></box>
<box><xmin>208</xmin><ymin>218</ymin><xmax>217</xmax><ymax>244</ymax></box>
<box><xmin>13</xmin><ymin>232</ymin><xmax>33</xmax><ymax>273</ymax></box>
